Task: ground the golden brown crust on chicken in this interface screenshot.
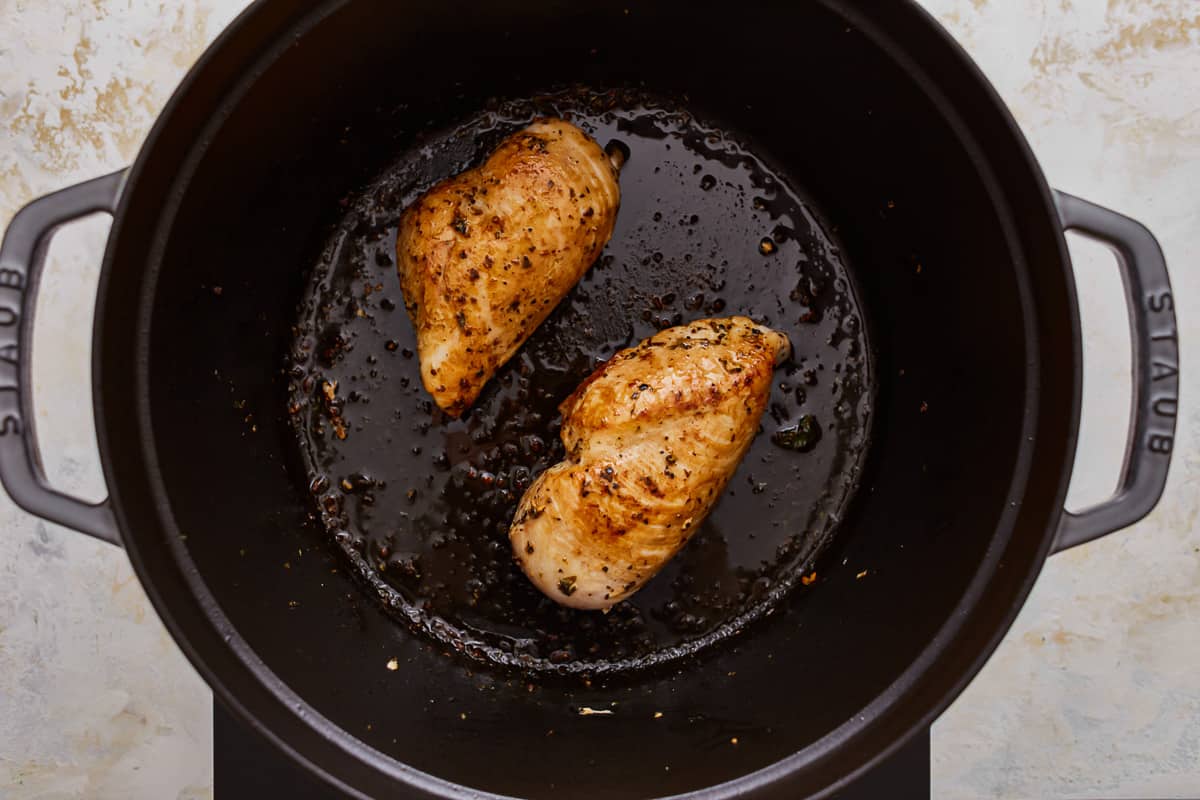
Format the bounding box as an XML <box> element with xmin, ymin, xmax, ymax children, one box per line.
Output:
<box><xmin>395</xmin><ymin>118</ymin><xmax>621</xmax><ymax>416</ymax></box>
<box><xmin>509</xmin><ymin>316</ymin><xmax>791</xmax><ymax>610</ymax></box>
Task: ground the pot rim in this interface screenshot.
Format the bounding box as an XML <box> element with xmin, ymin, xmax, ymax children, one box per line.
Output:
<box><xmin>92</xmin><ymin>1</ymin><xmax>1081</xmax><ymax>798</ymax></box>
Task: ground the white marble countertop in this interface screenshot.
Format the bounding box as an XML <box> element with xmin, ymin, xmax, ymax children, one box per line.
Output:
<box><xmin>1</xmin><ymin>1</ymin><xmax>1197</xmax><ymax>798</ymax></box>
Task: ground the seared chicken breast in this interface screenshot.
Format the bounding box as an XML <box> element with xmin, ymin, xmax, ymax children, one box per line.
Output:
<box><xmin>395</xmin><ymin>118</ymin><xmax>621</xmax><ymax>416</ymax></box>
<box><xmin>510</xmin><ymin>316</ymin><xmax>791</xmax><ymax>610</ymax></box>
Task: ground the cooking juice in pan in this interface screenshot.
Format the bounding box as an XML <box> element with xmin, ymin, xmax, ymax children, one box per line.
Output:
<box><xmin>287</xmin><ymin>89</ymin><xmax>874</xmax><ymax>675</ymax></box>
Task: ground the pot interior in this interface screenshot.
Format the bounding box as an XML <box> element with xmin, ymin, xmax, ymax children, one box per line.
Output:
<box><xmin>123</xmin><ymin>0</ymin><xmax>1070</xmax><ymax>797</ymax></box>
<box><xmin>284</xmin><ymin>86</ymin><xmax>875</xmax><ymax>678</ymax></box>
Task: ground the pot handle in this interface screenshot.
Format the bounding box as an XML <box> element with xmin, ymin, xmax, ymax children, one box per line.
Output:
<box><xmin>0</xmin><ymin>171</ymin><xmax>126</xmax><ymax>546</ymax></box>
<box><xmin>1051</xmin><ymin>191</ymin><xmax>1178</xmax><ymax>553</ymax></box>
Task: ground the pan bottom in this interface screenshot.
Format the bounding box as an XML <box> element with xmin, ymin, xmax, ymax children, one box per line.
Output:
<box><xmin>287</xmin><ymin>88</ymin><xmax>873</xmax><ymax>677</ymax></box>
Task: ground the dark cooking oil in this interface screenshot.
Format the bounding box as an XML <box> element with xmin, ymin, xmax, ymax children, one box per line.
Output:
<box><xmin>286</xmin><ymin>88</ymin><xmax>873</xmax><ymax>676</ymax></box>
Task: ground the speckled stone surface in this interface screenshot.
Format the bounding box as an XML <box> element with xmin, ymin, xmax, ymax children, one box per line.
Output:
<box><xmin>1</xmin><ymin>1</ymin><xmax>1196</xmax><ymax>798</ymax></box>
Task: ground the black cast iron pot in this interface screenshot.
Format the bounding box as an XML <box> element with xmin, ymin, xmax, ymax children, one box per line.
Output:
<box><xmin>0</xmin><ymin>1</ymin><xmax>1180</xmax><ymax>798</ymax></box>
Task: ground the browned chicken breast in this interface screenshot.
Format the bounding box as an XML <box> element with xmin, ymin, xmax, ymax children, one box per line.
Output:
<box><xmin>395</xmin><ymin>118</ymin><xmax>621</xmax><ymax>416</ymax></box>
<box><xmin>509</xmin><ymin>316</ymin><xmax>791</xmax><ymax>610</ymax></box>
